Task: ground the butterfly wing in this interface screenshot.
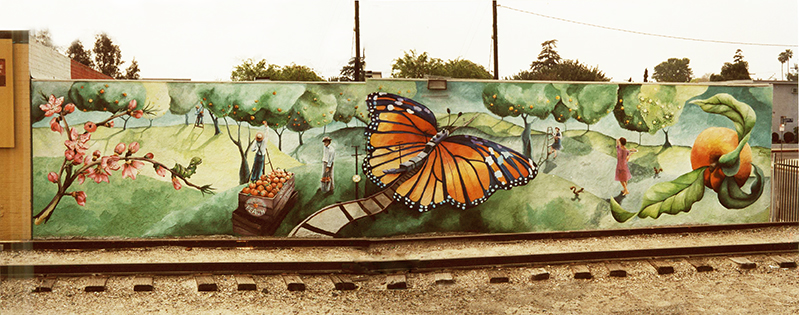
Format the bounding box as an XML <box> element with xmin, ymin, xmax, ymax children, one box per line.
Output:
<box><xmin>364</xmin><ymin>92</ymin><xmax>438</xmax><ymax>188</ymax></box>
<box><xmin>394</xmin><ymin>135</ymin><xmax>538</xmax><ymax>211</ymax></box>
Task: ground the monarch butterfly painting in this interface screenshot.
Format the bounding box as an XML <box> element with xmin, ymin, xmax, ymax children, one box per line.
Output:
<box><xmin>364</xmin><ymin>92</ymin><xmax>538</xmax><ymax>212</ymax></box>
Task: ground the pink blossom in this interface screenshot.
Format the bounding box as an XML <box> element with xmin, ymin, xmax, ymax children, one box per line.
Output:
<box><xmin>145</xmin><ymin>152</ymin><xmax>154</xmax><ymax>159</ymax></box>
<box><xmin>84</xmin><ymin>121</ymin><xmax>97</xmax><ymax>133</ymax></box>
<box><xmin>121</xmin><ymin>159</ymin><xmax>145</xmax><ymax>179</ymax></box>
<box><xmin>132</xmin><ymin>110</ymin><xmax>144</xmax><ymax>119</ymax></box>
<box><xmin>128</xmin><ymin>99</ymin><xmax>137</xmax><ymax>110</ymax></box>
<box><xmin>171</xmin><ymin>176</ymin><xmax>182</xmax><ymax>190</ymax></box>
<box><xmin>63</xmin><ymin>103</ymin><xmax>76</xmax><ymax>114</ymax></box>
<box><xmin>76</xmin><ymin>172</ymin><xmax>86</xmax><ymax>185</ymax></box>
<box><xmin>86</xmin><ymin>166</ymin><xmax>110</xmax><ymax>183</ymax></box>
<box><xmin>93</xmin><ymin>150</ymin><xmax>102</xmax><ymax>158</ymax></box>
<box><xmin>106</xmin><ymin>120</ymin><xmax>115</xmax><ymax>128</ymax></box>
<box><xmin>155</xmin><ymin>165</ymin><xmax>168</xmax><ymax>177</ymax></box>
<box><xmin>40</xmin><ymin>95</ymin><xmax>63</xmax><ymax>117</ymax></box>
<box><xmin>72</xmin><ymin>191</ymin><xmax>86</xmax><ymax>206</ymax></box>
<box><xmin>64</xmin><ymin>149</ymin><xmax>75</xmax><ymax>161</ymax></box>
<box><xmin>128</xmin><ymin>142</ymin><xmax>140</xmax><ymax>154</ymax></box>
<box><xmin>50</xmin><ymin>117</ymin><xmax>63</xmax><ymax>134</ymax></box>
<box><xmin>48</xmin><ymin>172</ymin><xmax>59</xmax><ymax>183</ymax></box>
<box><xmin>100</xmin><ymin>155</ymin><xmax>121</xmax><ymax>172</ymax></box>
<box><xmin>114</xmin><ymin>143</ymin><xmax>126</xmax><ymax>155</ymax></box>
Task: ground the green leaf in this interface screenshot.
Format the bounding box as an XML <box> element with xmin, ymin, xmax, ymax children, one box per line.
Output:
<box><xmin>718</xmin><ymin>133</ymin><xmax>750</xmax><ymax>176</ymax></box>
<box><xmin>690</xmin><ymin>93</ymin><xmax>756</xmax><ymax>141</ymax></box>
<box><xmin>638</xmin><ymin>167</ymin><xmax>707</xmax><ymax>219</ymax></box>
<box><xmin>718</xmin><ymin>164</ymin><xmax>765</xmax><ymax>209</ymax></box>
<box><xmin>610</xmin><ymin>198</ymin><xmax>637</xmax><ymax>223</ymax></box>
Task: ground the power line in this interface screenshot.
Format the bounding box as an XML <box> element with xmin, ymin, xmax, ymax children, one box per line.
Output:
<box><xmin>498</xmin><ymin>4</ymin><xmax>797</xmax><ymax>48</ymax></box>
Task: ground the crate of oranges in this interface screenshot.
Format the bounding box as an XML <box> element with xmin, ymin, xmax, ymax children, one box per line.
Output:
<box><xmin>238</xmin><ymin>169</ymin><xmax>296</xmax><ymax>214</ymax></box>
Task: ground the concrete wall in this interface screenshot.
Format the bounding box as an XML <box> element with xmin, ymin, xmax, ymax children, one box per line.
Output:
<box><xmin>24</xmin><ymin>79</ymin><xmax>773</xmax><ymax>239</ymax></box>
<box><xmin>771</xmin><ymin>81</ymin><xmax>798</xmax><ymax>138</ymax></box>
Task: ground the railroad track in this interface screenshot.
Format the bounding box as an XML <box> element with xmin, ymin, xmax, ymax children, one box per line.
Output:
<box><xmin>2</xmin><ymin>242</ymin><xmax>796</xmax><ymax>277</ymax></box>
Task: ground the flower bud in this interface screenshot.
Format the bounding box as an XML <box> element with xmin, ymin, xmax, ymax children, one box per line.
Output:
<box><xmin>84</xmin><ymin>121</ymin><xmax>97</xmax><ymax>133</ymax></box>
<box><xmin>128</xmin><ymin>142</ymin><xmax>140</xmax><ymax>154</ymax></box>
<box><xmin>128</xmin><ymin>99</ymin><xmax>137</xmax><ymax>110</ymax></box>
<box><xmin>48</xmin><ymin>172</ymin><xmax>59</xmax><ymax>183</ymax></box>
<box><xmin>63</xmin><ymin>103</ymin><xmax>76</xmax><ymax>114</ymax></box>
<box><xmin>114</xmin><ymin>142</ymin><xmax>126</xmax><ymax>155</ymax></box>
<box><xmin>145</xmin><ymin>152</ymin><xmax>154</xmax><ymax>159</ymax></box>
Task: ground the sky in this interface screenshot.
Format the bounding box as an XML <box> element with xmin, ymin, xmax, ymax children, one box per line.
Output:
<box><xmin>2</xmin><ymin>0</ymin><xmax>797</xmax><ymax>82</ymax></box>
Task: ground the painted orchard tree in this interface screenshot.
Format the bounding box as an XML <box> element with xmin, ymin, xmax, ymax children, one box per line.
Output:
<box><xmin>167</xmin><ymin>83</ymin><xmax>224</xmax><ymax>135</ymax></box>
<box><xmin>68</xmin><ymin>81</ymin><xmax>147</xmax><ymax>130</ymax></box>
<box><xmin>614</xmin><ymin>85</ymin><xmax>707</xmax><ymax>147</ymax></box>
<box><xmin>570</xmin><ymin>84</ymin><xmax>618</xmax><ymax>132</ymax></box>
<box><xmin>287</xmin><ymin>86</ymin><xmax>338</xmax><ymax>146</ymax></box>
<box><xmin>256</xmin><ymin>84</ymin><xmax>306</xmax><ymax>150</ymax></box>
<box><xmin>483</xmin><ymin>83</ymin><xmax>560</xmax><ymax>157</ymax></box>
<box><xmin>197</xmin><ymin>84</ymin><xmax>295</xmax><ymax>185</ymax></box>
<box><xmin>34</xmin><ymin>95</ymin><xmax>213</xmax><ymax>224</ymax></box>
<box><xmin>332</xmin><ymin>84</ymin><xmax>367</xmax><ymax>127</ymax></box>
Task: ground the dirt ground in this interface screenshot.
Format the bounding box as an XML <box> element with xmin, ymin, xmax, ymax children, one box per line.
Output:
<box><xmin>2</xmin><ymin>225</ymin><xmax>798</xmax><ymax>314</ymax></box>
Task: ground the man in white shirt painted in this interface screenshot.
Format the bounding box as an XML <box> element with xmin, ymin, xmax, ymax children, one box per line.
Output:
<box><xmin>321</xmin><ymin>136</ymin><xmax>335</xmax><ymax>193</ymax></box>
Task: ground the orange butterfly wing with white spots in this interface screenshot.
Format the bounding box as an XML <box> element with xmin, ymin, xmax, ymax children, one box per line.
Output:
<box><xmin>364</xmin><ymin>93</ymin><xmax>538</xmax><ymax>211</ymax></box>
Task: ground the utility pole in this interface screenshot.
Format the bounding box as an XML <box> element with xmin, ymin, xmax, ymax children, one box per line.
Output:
<box><xmin>492</xmin><ymin>0</ymin><xmax>499</xmax><ymax>80</ymax></box>
<box><xmin>354</xmin><ymin>0</ymin><xmax>362</xmax><ymax>81</ymax></box>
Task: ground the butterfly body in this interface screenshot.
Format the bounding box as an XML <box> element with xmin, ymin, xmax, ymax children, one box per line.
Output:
<box><xmin>364</xmin><ymin>92</ymin><xmax>538</xmax><ymax>212</ymax></box>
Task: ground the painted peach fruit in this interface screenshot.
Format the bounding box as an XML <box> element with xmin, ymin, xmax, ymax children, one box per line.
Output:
<box><xmin>690</xmin><ymin>127</ymin><xmax>751</xmax><ymax>192</ymax></box>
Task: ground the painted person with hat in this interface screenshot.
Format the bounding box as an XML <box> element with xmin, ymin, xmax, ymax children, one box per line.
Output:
<box><xmin>250</xmin><ymin>132</ymin><xmax>267</xmax><ymax>182</ymax></box>
<box><xmin>321</xmin><ymin>136</ymin><xmax>335</xmax><ymax>193</ymax></box>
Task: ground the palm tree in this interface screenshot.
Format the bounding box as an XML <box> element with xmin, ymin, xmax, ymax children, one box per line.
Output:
<box><xmin>778</xmin><ymin>49</ymin><xmax>793</xmax><ymax>80</ymax></box>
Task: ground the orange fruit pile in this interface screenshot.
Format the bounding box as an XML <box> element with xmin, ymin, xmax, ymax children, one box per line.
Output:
<box><xmin>241</xmin><ymin>169</ymin><xmax>293</xmax><ymax>198</ymax></box>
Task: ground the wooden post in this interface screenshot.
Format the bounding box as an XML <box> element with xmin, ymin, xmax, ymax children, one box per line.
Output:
<box><xmin>492</xmin><ymin>0</ymin><xmax>499</xmax><ymax>80</ymax></box>
<box><xmin>354</xmin><ymin>0</ymin><xmax>361</xmax><ymax>81</ymax></box>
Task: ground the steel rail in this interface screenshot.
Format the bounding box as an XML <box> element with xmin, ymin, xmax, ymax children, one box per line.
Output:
<box><xmin>3</xmin><ymin>242</ymin><xmax>796</xmax><ymax>277</ymax></box>
<box><xmin>2</xmin><ymin>222</ymin><xmax>796</xmax><ymax>251</ymax></box>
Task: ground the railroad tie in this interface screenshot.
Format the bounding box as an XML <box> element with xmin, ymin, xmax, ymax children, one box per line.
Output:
<box><xmin>606</xmin><ymin>262</ymin><xmax>627</xmax><ymax>277</ymax></box>
<box><xmin>235</xmin><ymin>274</ymin><xmax>257</xmax><ymax>291</ymax></box>
<box><xmin>530</xmin><ymin>268</ymin><xmax>550</xmax><ymax>281</ymax></box>
<box><xmin>84</xmin><ymin>276</ymin><xmax>108</xmax><ymax>292</ymax></box>
<box><xmin>770</xmin><ymin>256</ymin><xmax>797</xmax><ymax>268</ymax></box>
<box><xmin>729</xmin><ymin>257</ymin><xmax>757</xmax><ymax>269</ymax></box>
<box><xmin>283</xmin><ymin>274</ymin><xmax>306</xmax><ymax>291</ymax></box>
<box><xmin>133</xmin><ymin>276</ymin><xmax>154</xmax><ymax>292</ymax></box>
<box><xmin>195</xmin><ymin>274</ymin><xmax>218</xmax><ymax>292</ymax></box>
<box><xmin>34</xmin><ymin>277</ymin><xmax>57</xmax><ymax>293</ymax></box>
<box><xmin>686</xmin><ymin>258</ymin><xmax>714</xmax><ymax>272</ymax></box>
<box><xmin>434</xmin><ymin>272</ymin><xmax>455</xmax><ymax>285</ymax></box>
<box><xmin>649</xmin><ymin>260</ymin><xmax>674</xmax><ymax>275</ymax></box>
<box><xmin>571</xmin><ymin>264</ymin><xmax>592</xmax><ymax>279</ymax></box>
<box><xmin>488</xmin><ymin>270</ymin><xmax>510</xmax><ymax>283</ymax></box>
<box><xmin>386</xmin><ymin>274</ymin><xmax>407</xmax><ymax>289</ymax></box>
<box><xmin>330</xmin><ymin>274</ymin><xmax>357</xmax><ymax>291</ymax></box>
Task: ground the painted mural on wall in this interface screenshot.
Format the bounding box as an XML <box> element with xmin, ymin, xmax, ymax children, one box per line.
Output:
<box><xmin>30</xmin><ymin>79</ymin><xmax>772</xmax><ymax>238</ymax></box>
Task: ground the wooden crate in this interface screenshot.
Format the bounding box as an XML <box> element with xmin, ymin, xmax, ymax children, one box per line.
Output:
<box><xmin>232</xmin><ymin>177</ymin><xmax>297</xmax><ymax>236</ymax></box>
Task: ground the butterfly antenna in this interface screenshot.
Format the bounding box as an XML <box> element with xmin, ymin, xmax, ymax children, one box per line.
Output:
<box><xmin>446</xmin><ymin>108</ymin><xmax>452</xmax><ymax>127</ymax></box>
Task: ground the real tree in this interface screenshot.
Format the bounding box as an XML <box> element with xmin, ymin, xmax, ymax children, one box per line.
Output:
<box><xmin>330</xmin><ymin>56</ymin><xmax>365</xmax><ymax>82</ymax></box>
<box><xmin>391</xmin><ymin>50</ymin><xmax>446</xmax><ymax>78</ymax></box>
<box><xmin>230</xmin><ymin>59</ymin><xmax>324</xmax><ymax>81</ymax></box>
<box><xmin>66</xmin><ymin>40</ymin><xmax>94</xmax><ymax>68</ymax></box>
<box><xmin>123</xmin><ymin>58</ymin><xmax>141</xmax><ymax>80</ymax></box>
<box><xmin>93</xmin><ymin>33</ymin><xmax>124</xmax><ymax>79</ymax></box>
<box><xmin>32</xmin><ymin>29</ymin><xmax>56</xmax><ymax>49</ymax></box>
<box><xmin>710</xmin><ymin>49</ymin><xmax>751</xmax><ymax>81</ymax></box>
<box><xmin>778</xmin><ymin>49</ymin><xmax>793</xmax><ymax>80</ymax></box>
<box><xmin>652</xmin><ymin>58</ymin><xmax>693</xmax><ymax>82</ymax></box>
<box><xmin>511</xmin><ymin>40</ymin><xmax>609</xmax><ymax>81</ymax></box>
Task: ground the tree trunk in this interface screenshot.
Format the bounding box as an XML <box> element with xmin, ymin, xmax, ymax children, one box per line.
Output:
<box><xmin>122</xmin><ymin>117</ymin><xmax>130</xmax><ymax>130</ymax></box>
<box><xmin>298</xmin><ymin>131</ymin><xmax>305</xmax><ymax>146</ymax></box>
<box><xmin>238</xmin><ymin>151</ymin><xmax>250</xmax><ymax>185</ymax></box>
<box><xmin>521</xmin><ymin>115</ymin><xmax>533</xmax><ymax>158</ymax></box>
<box><xmin>208</xmin><ymin>111</ymin><xmax>221</xmax><ymax>135</ymax></box>
<box><xmin>185</xmin><ymin>114</ymin><xmax>189</xmax><ymax>125</ymax></box>
<box><xmin>639</xmin><ymin>132</ymin><xmax>642</xmax><ymax>146</ymax></box>
<box><xmin>662</xmin><ymin>129</ymin><xmax>672</xmax><ymax>148</ymax></box>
